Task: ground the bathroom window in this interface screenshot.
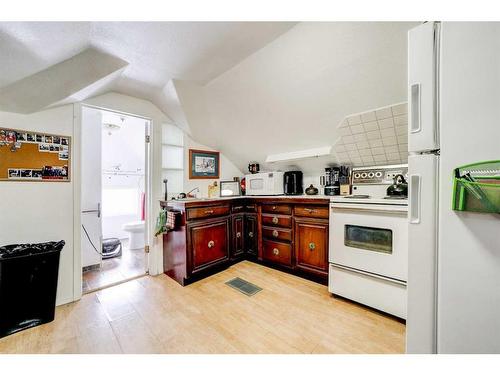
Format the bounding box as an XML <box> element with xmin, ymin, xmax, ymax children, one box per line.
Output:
<box><xmin>161</xmin><ymin>123</ymin><xmax>184</xmax><ymax>199</ymax></box>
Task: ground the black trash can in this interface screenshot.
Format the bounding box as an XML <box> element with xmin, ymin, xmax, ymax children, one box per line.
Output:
<box><xmin>0</xmin><ymin>240</ymin><xmax>65</xmax><ymax>338</ymax></box>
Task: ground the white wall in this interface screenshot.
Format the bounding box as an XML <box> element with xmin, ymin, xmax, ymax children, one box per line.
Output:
<box><xmin>175</xmin><ymin>22</ymin><xmax>418</xmax><ymax>175</ymax></box>
<box><xmin>0</xmin><ymin>105</ymin><xmax>75</xmax><ymax>305</ymax></box>
<box><xmin>183</xmin><ymin>135</ymin><xmax>244</xmax><ymax>198</ymax></box>
<box><xmin>0</xmin><ymin>92</ymin><xmax>183</xmax><ymax>304</ymax></box>
<box><xmin>81</xmin><ymin>107</ymin><xmax>103</xmax><ymax>268</ymax></box>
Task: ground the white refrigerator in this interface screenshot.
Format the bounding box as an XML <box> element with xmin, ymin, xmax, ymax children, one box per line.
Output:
<box><xmin>407</xmin><ymin>22</ymin><xmax>500</xmax><ymax>353</ymax></box>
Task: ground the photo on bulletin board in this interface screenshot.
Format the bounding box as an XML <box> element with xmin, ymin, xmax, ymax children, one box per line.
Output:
<box><xmin>0</xmin><ymin>127</ymin><xmax>71</xmax><ymax>182</ymax></box>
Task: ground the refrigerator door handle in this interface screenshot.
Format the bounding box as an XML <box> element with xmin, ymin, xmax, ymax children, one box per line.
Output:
<box><xmin>409</xmin><ymin>174</ymin><xmax>421</xmax><ymax>224</ymax></box>
<box><xmin>410</xmin><ymin>83</ymin><xmax>421</xmax><ymax>134</ymax></box>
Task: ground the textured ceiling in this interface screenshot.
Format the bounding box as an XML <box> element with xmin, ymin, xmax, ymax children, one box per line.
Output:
<box><xmin>174</xmin><ymin>22</ymin><xmax>420</xmax><ymax>172</ymax></box>
<box><xmin>0</xmin><ymin>22</ymin><xmax>296</xmax><ymax>113</ymax></box>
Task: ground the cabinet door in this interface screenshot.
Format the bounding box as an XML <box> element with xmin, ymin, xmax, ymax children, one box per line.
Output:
<box><xmin>294</xmin><ymin>218</ymin><xmax>329</xmax><ymax>276</ymax></box>
<box><xmin>188</xmin><ymin>218</ymin><xmax>229</xmax><ymax>274</ymax></box>
<box><xmin>244</xmin><ymin>214</ymin><xmax>258</xmax><ymax>256</ymax></box>
<box><xmin>232</xmin><ymin>214</ymin><xmax>245</xmax><ymax>259</ymax></box>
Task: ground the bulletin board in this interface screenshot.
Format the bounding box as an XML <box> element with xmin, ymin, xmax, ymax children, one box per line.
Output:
<box><xmin>0</xmin><ymin>127</ymin><xmax>71</xmax><ymax>182</ymax></box>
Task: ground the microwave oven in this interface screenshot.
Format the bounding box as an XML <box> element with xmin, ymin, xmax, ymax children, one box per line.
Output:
<box><xmin>245</xmin><ymin>172</ymin><xmax>284</xmax><ymax>196</ymax></box>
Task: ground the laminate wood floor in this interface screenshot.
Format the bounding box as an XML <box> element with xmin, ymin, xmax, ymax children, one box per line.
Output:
<box><xmin>0</xmin><ymin>261</ymin><xmax>405</xmax><ymax>354</ymax></box>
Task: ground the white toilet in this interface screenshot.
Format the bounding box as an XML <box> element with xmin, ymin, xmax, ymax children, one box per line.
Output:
<box><xmin>122</xmin><ymin>221</ymin><xmax>145</xmax><ymax>250</ymax></box>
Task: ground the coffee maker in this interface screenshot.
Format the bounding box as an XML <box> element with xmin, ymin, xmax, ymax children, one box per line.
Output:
<box><xmin>323</xmin><ymin>167</ymin><xmax>340</xmax><ymax>196</ymax></box>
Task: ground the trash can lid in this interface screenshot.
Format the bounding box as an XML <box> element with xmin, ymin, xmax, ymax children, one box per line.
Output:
<box><xmin>0</xmin><ymin>240</ymin><xmax>65</xmax><ymax>259</ymax></box>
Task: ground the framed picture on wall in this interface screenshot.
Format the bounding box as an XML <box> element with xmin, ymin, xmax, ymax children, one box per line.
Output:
<box><xmin>189</xmin><ymin>149</ymin><xmax>220</xmax><ymax>179</ymax></box>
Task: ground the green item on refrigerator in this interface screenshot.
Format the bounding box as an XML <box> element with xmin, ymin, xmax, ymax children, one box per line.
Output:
<box><xmin>452</xmin><ymin>160</ymin><xmax>500</xmax><ymax>214</ymax></box>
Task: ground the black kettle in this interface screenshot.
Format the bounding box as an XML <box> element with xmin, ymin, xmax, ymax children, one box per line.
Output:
<box><xmin>386</xmin><ymin>174</ymin><xmax>408</xmax><ymax>197</ymax></box>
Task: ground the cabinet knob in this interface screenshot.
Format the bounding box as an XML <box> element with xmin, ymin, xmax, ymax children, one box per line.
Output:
<box><xmin>248</xmin><ymin>231</ymin><xmax>254</xmax><ymax>238</ymax></box>
<box><xmin>272</xmin><ymin>216</ymin><xmax>279</xmax><ymax>224</ymax></box>
<box><xmin>205</xmin><ymin>209</ymin><xmax>214</xmax><ymax>214</ymax></box>
<box><xmin>272</xmin><ymin>205</ymin><xmax>277</xmax><ymax>210</ymax></box>
<box><xmin>272</xmin><ymin>230</ymin><xmax>279</xmax><ymax>238</ymax></box>
<box><xmin>208</xmin><ymin>240</ymin><xmax>215</xmax><ymax>248</ymax></box>
<box><xmin>273</xmin><ymin>248</ymin><xmax>279</xmax><ymax>256</ymax></box>
<box><xmin>236</xmin><ymin>232</ymin><xmax>241</xmax><ymax>238</ymax></box>
<box><xmin>309</xmin><ymin>242</ymin><xmax>316</xmax><ymax>250</ymax></box>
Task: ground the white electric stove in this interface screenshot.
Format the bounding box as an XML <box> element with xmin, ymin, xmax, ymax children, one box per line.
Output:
<box><xmin>329</xmin><ymin>164</ymin><xmax>408</xmax><ymax>319</ymax></box>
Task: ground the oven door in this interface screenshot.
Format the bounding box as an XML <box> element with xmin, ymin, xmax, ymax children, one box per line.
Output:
<box><xmin>330</xmin><ymin>202</ymin><xmax>408</xmax><ymax>282</ymax></box>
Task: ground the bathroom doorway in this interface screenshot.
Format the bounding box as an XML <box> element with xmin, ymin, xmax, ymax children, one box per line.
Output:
<box><xmin>80</xmin><ymin>106</ymin><xmax>150</xmax><ymax>293</ymax></box>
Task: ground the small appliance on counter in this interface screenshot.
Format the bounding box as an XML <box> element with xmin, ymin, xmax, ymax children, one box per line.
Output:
<box><xmin>324</xmin><ymin>167</ymin><xmax>341</xmax><ymax>196</ymax></box>
<box><xmin>284</xmin><ymin>171</ymin><xmax>303</xmax><ymax>195</ymax></box>
<box><xmin>245</xmin><ymin>171</ymin><xmax>284</xmax><ymax>196</ymax></box>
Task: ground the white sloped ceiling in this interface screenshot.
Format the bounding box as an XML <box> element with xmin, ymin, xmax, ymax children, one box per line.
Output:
<box><xmin>174</xmin><ymin>22</ymin><xmax>419</xmax><ymax>173</ymax></box>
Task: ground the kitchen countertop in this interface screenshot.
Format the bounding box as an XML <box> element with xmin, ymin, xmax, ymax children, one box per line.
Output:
<box><xmin>160</xmin><ymin>194</ymin><xmax>332</xmax><ymax>207</ymax></box>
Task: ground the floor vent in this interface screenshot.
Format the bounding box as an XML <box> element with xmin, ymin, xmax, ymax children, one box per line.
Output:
<box><xmin>225</xmin><ymin>277</ymin><xmax>262</xmax><ymax>296</ymax></box>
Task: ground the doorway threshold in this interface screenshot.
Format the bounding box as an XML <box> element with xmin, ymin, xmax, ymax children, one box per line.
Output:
<box><xmin>83</xmin><ymin>272</ymin><xmax>149</xmax><ymax>295</ymax></box>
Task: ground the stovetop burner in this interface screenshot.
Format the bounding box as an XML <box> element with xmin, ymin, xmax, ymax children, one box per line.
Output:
<box><xmin>383</xmin><ymin>195</ymin><xmax>408</xmax><ymax>200</ymax></box>
<box><xmin>344</xmin><ymin>195</ymin><xmax>370</xmax><ymax>199</ymax></box>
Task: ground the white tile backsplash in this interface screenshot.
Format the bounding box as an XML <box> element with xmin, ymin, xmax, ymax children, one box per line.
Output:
<box><xmin>375</xmin><ymin>107</ymin><xmax>393</xmax><ymax>120</ymax></box>
<box><xmin>391</xmin><ymin>103</ymin><xmax>407</xmax><ymax>116</ymax></box>
<box><xmin>336</xmin><ymin>102</ymin><xmax>408</xmax><ymax>167</ymax></box>
<box><xmin>339</xmin><ymin>127</ymin><xmax>352</xmax><ymax>136</ymax></box>
<box><xmin>377</xmin><ymin>118</ymin><xmax>395</xmax><ymax>129</ymax></box>
<box><xmin>363</xmin><ymin>121</ymin><xmax>379</xmax><ymax>132</ymax></box>
<box><xmin>380</xmin><ymin>128</ymin><xmax>396</xmax><ymax>138</ymax></box>
<box><xmin>350</xmin><ymin>124</ymin><xmax>365</xmax><ymax>134</ymax></box>
<box><xmin>360</xmin><ymin>111</ymin><xmax>377</xmax><ymax>123</ymax></box>
<box><xmin>347</xmin><ymin>115</ymin><xmax>362</xmax><ymax>125</ymax></box>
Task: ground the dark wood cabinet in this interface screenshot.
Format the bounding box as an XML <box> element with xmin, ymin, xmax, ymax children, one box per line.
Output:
<box><xmin>162</xmin><ymin>197</ymin><xmax>330</xmax><ymax>286</ymax></box>
<box><xmin>244</xmin><ymin>213</ymin><xmax>258</xmax><ymax>256</ymax></box>
<box><xmin>294</xmin><ymin>218</ymin><xmax>329</xmax><ymax>277</ymax></box>
<box><xmin>231</xmin><ymin>214</ymin><xmax>245</xmax><ymax>259</ymax></box>
<box><xmin>188</xmin><ymin>218</ymin><xmax>230</xmax><ymax>274</ymax></box>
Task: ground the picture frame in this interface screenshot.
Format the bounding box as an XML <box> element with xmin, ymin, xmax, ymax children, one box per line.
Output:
<box><xmin>189</xmin><ymin>149</ymin><xmax>220</xmax><ymax>179</ymax></box>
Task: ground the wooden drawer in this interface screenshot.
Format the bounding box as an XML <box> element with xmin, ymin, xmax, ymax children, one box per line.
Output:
<box><xmin>294</xmin><ymin>205</ymin><xmax>329</xmax><ymax>219</ymax></box>
<box><xmin>245</xmin><ymin>203</ymin><xmax>257</xmax><ymax>213</ymax></box>
<box><xmin>262</xmin><ymin>240</ymin><xmax>292</xmax><ymax>266</ymax></box>
<box><xmin>186</xmin><ymin>205</ymin><xmax>230</xmax><ymax>220</ymax></box>
<box><xmin>261</xmin><ymin>204</ymin><xmax>292</xmax><ymax>215</ymax></box>
<box><xmin>262</xmin><ymin>226</ymin><xmax>292</xmax><ymax>242</ymax></box>
<box><xmin>261</xmin><ymin>213</ymin><xmax>292</xmax><ymax>228</ymax></box>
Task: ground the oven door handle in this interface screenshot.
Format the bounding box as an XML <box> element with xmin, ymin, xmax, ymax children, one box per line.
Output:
<box><xmin>330</xmin><ymin>203</ymin><xmax>408</xmax><ymax>214</ymax></box>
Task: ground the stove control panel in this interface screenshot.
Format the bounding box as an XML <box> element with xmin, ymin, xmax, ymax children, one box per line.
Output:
<box><xmin>352</xmin><ymin>165</ymin><xmax>408</xmax><ymax>185</ymax></box>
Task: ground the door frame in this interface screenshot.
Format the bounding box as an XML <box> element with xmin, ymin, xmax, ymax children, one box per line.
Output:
<box><xmin>73</xmin><ymin>103</ymin><xmax>154</xmax><ymax>301</ymax></box>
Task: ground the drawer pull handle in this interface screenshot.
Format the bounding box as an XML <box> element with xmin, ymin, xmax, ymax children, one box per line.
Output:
<box><xmin>273</xmin><ymin>248</ymin><xmax>280</xmax><ymax>256</ymax></box>
<box><xmin>233</xmin><ymin>206</ymin><xmax>243</xmax><ymax>210</ymax></box>
<box><xmin>248</xmin><ymin>232</ymin><xmax>254</xmax><ymax>238</ymax></box>
<box><xmin>246</xmin><ymin>205</ymin><xmax>255</xmax><ymax>209</ymax></box>
<box><xmin>236</xmin><ymin>232</ymin><xmax>241</xmax><ymax>238</ymax></box>
<box><xmin>305</xmin><ymin>208</ymin><xmax>315</xmax><ymax>213</ymax></box>
<box><xmin>208</xmin><ymin>240</ymin><xmax>215</xmax><ymax>248</ymax></box>
<box><xmin>309</xmin><ymin>242</ymin><xmax>316</xmax><ymax>250</ymax></box>
<box><xmin>272</xmin><ymin>216</ymin><xmax>279</xmax><ymax>224</ymax></box>
<box><xmin>272</xmin><ymin>230</ymin><xmax>279</xmax><ymax>238</ymax></box>
<box><xmin>205</xmin><ymin>210</ymin><xmax>214</xmax><ymax>214</ymax></box>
